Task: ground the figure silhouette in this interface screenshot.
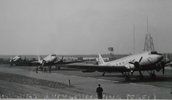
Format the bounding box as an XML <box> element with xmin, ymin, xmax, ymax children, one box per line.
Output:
<box><xmin>96</xmin><ymin>84</ymin><xmax>103</xmax><ymax>99</ymax></box>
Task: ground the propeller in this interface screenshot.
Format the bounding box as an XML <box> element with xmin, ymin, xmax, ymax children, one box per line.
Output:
<box><xmin>160</xmin><ymin>54</ymin><xmax>171</xmax><ymax>75</ymax></box>
<box><xmin>161</xmin><ymin>61</ymin><xmax>165</xmax><ymax>75</ymax></box>
<box><xmin>129</xmin><ymin>57</ymin><xmax>143</xmax><ymax>76</ymax></box>
<box><xmin>155</xmin><ymin>61</ymin><xmax>165</xmax><ymax>75</ymax></box>
<box><xmin>139</xmin><ymin>57</ymin><xmax>143</xmax><ymax>63</ymax></box>
<box><xmin>59</xmin><ymin>56</ymin><xmax>64</xmax><ymax>63</ymax></box>
<box><xmin>42</xmin><ymin>60</ymin><xmax>46</xmax><ymax>66</ymax></box>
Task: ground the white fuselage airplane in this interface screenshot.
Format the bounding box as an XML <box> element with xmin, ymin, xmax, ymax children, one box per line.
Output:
<box><xmin>10</xmin><ymin>56</ymin><xmax>21</xmax><ymax>66</ymax></box>
<box><xmin>10</xmin><ymin>56</ymin><xmax>21</xmax><ymax>62</ymax></box>
<box><xmin>34</xmin><ymin>54</ymin><xmax>85</xmax><ymax>71</ymax></box>
<box><xmin>33</xmin><ymin>54</ymin><xmax>58</xmax><ymax>71</ymax></box>
<box><xmin>65</xmin><ymin>51</ymin><xmax>164</xmax><ymax>79</ymax></box>
<box><xmin>35</xmin><ymin>54</ymin><xmax>57</xmax><ymax>66</ymax></box>
<box><xmin>98</xmin><ymin>51</ymin><xmax>162</xmax><ymax>70</ymax></box>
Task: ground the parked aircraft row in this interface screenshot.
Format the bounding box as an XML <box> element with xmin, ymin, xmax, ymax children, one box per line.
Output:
<box><xmin>9</xmin><ymin>50</ymin><xmax>171</xmax><ymax>80</ymax></box>
<box><xmin>9</xmin><ymin>54</ymin><xmax>86</xmax><ymax>70</ymax></box>
<box><xmin>33</xmin><ymin>54</ymin><xmax>87</xmax><ymax>71</ymax></box>
<box><xmin>9</xmin><ymin>56</ymin><xmax>32</xmax><ymax>66</ymax></box>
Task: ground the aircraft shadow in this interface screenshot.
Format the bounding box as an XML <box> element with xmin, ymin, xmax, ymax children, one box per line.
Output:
<box><xmin>113</xmin><ymin>75</ymin><xmax>172</xmax><ymax>84</ymax></box>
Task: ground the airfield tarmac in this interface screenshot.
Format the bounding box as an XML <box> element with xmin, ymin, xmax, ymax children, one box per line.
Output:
<box><xmin>0</xmin><ymin>64</ymin><xmax>172</xmax><ymax>99</ymax></box>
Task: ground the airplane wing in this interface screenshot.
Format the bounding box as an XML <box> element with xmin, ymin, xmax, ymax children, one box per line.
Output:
<box><xmin>32</xmin><ymin>61</ymin><xmax>40</xmax><ymax>63</ymax></box>
<box><xmin>61</xmin><ymin>63</ymin><xmax>130</xmax><ymax>72</ymax></box>
<box><xmin>31</xmin><ymin>61</ymin><xmax>42</xmax><ymax>66</ymax></box>
<box><xmin>165</xmin><ymin>62</ymin><xmax>172</xmax><ymax>67</ymax></box>
<box><xmin>54</xmin><ymin>60</ymin><xmax>87</xmax><ymax>65</ymax></box>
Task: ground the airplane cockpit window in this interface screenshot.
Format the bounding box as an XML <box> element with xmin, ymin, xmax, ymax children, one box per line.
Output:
<box><xmin>151</xmin><ymin>51</ymin><xmax>158</xmax><ymax>54</ymax></box>
<box><xmin>149</xmin><ymin>51</ymin><xmax>162</xmax><ymax>55</ymax></box>
<box><xmin>51</xmin><ymin>54</ymin><xmax>56</xmax><ymax>56</ymax></box>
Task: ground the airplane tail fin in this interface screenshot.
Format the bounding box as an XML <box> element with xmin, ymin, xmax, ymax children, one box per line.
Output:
<box><xmin>36</xmin><ymin>49</ymin><xmax>42</xmax><ymax>63</ymax></box>
<box><xmin>97</xmin><ymin>54</ymin><xmax>105</xmax><ymax>65</ymax></box>
<box><xmin>38</xmin><ymin>55</ymin><xmax>42</xmax><ymax>63</ymax></box>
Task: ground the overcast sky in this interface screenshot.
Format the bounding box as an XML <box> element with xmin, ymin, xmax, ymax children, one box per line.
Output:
<box><xmin>0</xmin><ymin>0</ymin><xmax>172</xmax><ymax>55</ymax></box>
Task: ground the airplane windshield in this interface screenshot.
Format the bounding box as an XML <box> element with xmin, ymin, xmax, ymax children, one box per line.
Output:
<box><xmin>151</xmin><ymin>51</ymin><xmax>158</xmax><ymax>54</ymax></box>
<box><xmin>149</xmin><ymin>51</ymin><xmax>163</xmax><ymax>56</ymax></box>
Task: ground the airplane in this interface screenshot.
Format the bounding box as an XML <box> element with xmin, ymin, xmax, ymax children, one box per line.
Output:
<box><xmin>33</xmin><ymin>54</ymin><xmax>86</xmax><ymax>72</ymax></box>
<box><xmin>62</xmin><ymin>51</ymin><xmax>165</xmax><ymax>80</ymax></box>
<box><xmin>32</xmin><ymin>54</ymin><xmax>58</xmax><ymax>71</ymax></box>
<box><xmin>160</xmin><ymin>54</ymin><xmax>172</xmax><ymax>67</ymax></box>
<box><xmin>10</xmin><ymin>56</ymin><xmax>22</xmax><ymax>66</ymax></box>
<box><xmin>35</xmin><ymin>54</ymin><xmax>57</xmax><ymax>66</ymax></box>
<box><xmin>10</xmin><ymin>56</ymin><xmax>33</xmax><ymax>66</ymax></box>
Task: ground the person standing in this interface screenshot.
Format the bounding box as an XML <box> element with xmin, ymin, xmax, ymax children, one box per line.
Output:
<box><xmin>96</xmin><ymin>84</ymin><xmax>103</xmax><ymax>99</ymax></box>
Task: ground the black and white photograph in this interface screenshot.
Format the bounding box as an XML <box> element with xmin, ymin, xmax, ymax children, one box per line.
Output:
<box><xmin>0</xmin><ymin>0</ymin><xmax>172</xmax><ymax>99</ymax></box>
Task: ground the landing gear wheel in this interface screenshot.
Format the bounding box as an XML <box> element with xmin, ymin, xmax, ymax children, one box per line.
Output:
<box><xmin>102</xmin><ymin>72</ymin><xmax>105</xmax><ymax>76</ymax></box>
<box><xmin>125</xmin><ymin>75</ymin><xmax>130</xmax><ymax>81</ymax></box>
<box><xmin>150</xmin><ymin>71</ymin><xmax>156</xmax><ymax>79</ymax></box>
<box><xmin>58</xmin><ymin>66</ymin><xmax>61</xmax><ymax>70</ymax></box>
<box><xmin>43</xmin><ymin>67</ymin><xmax>47</xmax><ymax>72</ymax></box>
<box><xmin>139</xmin><ymin>75</ymin><xmax>144</xmax><ymax>80</ymax></box>
<box><xmin>124</xmin><ymin>72</ymin><xmax>130</xmax><ymax>81</ymax></box>
<box><xmin>40</xmin><ymin>66</ymin><xmax>43</xmax><ymax>71</ymax></box>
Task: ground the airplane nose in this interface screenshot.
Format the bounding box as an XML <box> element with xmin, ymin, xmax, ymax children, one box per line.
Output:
<box><xmin>157</xmin><ymin>55</ymin><xmax>163</xmax><ymax>61</ymax></box>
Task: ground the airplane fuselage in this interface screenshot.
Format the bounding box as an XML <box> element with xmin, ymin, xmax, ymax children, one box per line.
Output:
<box><xmin>99</xmin><ymin>51</ymin><xmax>163</xmax><ymax>72</ymax></box>
<box><xmin>42</xmin><ymin>54</ymin><xmax>57</xmax><ymax>64</ymax></box>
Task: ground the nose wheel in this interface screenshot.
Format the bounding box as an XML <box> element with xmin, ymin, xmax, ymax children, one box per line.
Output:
<box><xmin>123</xmin><ymin>72</ymin><xmax>131</xmax><ymax>81</ymax></box>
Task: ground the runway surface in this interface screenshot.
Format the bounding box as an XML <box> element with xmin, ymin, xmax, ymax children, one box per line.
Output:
<box><xmin>0</xmin><ymin>64</ymin><xmax>172</xmax><ymax>99</ymax></box>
